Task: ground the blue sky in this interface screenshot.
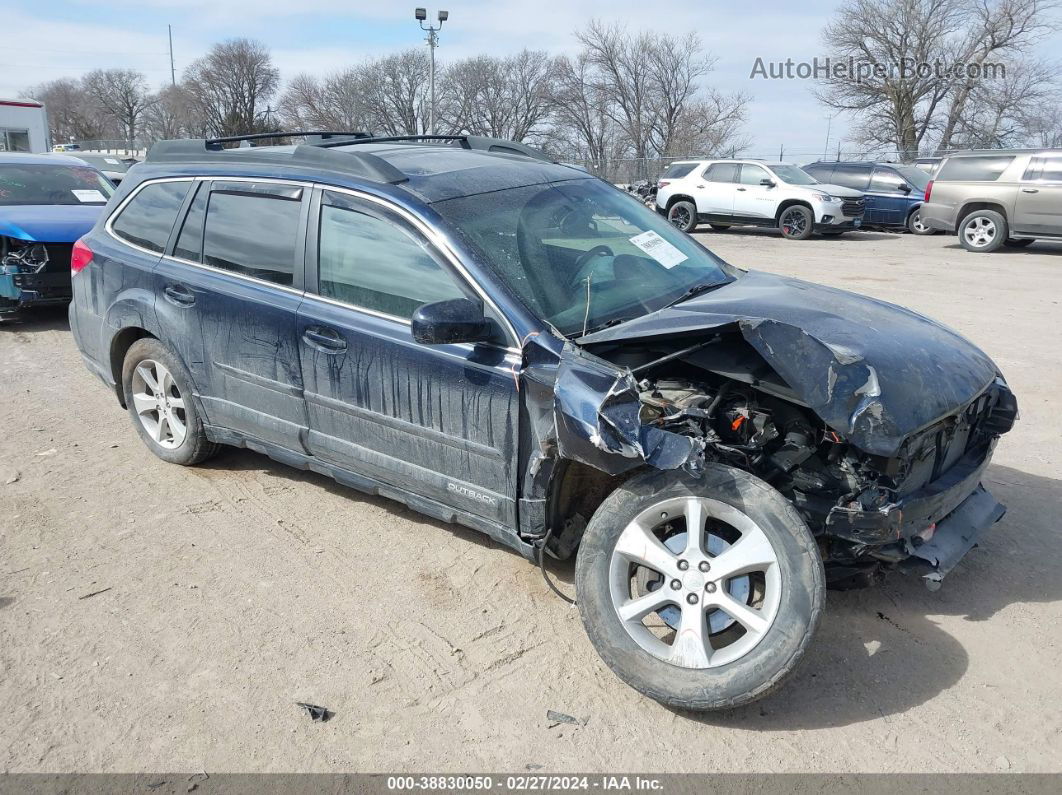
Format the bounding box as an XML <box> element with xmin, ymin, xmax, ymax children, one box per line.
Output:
<box><xmin>2</xmin><ymin>0</ymin><xmax>1060</xmax><ymax>158</ymax></box>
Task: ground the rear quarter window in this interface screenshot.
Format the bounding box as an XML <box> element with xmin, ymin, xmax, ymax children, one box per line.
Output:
<box><xmin>111</xmin><ymin>181</ymin><xmax>190</xmax><ymax>253</ymax></box>
<box><xmin>936</xmin><ymin>156</ymin><xmax>1016</xmax><ymax>182</ymax></box>
<box><xmin>662</xmin><ymin>163</ymin><xmax>697</xmax><ymax>179</ymax></box>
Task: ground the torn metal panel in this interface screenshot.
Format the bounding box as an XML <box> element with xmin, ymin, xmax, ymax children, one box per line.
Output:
<box><xmin>579</xmin><ymin>270</ymin><xmax>999</xmax><ymax>457</ymax></box>
<box><xmin>552</xmin><ymin>345</ymin><xmax>698</xmax><ymax>475</ymax></box>
<box><xmin>906</xmin><ymin>485</ymin><xmax>1005</xmax><ymax>587</ymax></box>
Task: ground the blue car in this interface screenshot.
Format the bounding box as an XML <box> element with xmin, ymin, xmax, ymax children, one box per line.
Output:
<box><xmin>803</xmin><ymin>161</ymin><xmax>935</xmax><ymax>235</ymax></box>
<box><xmin>0</xmin><ymin>152</ymin><xmax>115</xmax><ymax>319</ymax></box>
<box><xmin>69</xmin><ymin>133</ymin><xmax>1016</xmax><ymax>711</ymax></box>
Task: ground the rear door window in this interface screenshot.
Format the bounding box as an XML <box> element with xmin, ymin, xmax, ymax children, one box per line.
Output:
<box><xmin>829</xmin><ymin>165</ymin><xmax>871</xmax><ymax>191</ymax></box>
<box><xmin>201</xmin><ymin>182</ymin><xmax>304</xmax><ymax>287</ymax></box>
<box><xmin>704</xmin><ymin>163</ymin><xmax>738</xmax><ymax>183</ymax></box>
<box><xmin>802</xmin><ymin>164</ymin><xmax>835</xmax><ymax>183</ymax></box>
<box><xmin>111</xmin><ymin>180</ymin><xmax>190</xmax><ymax>253</ymax></box>
<box><xmin>936</xmin><ymin>156</ymin><xmax>1015</xmax><ymax>182</ymax></box>
<box><xmin>1022</xmin><ymin>157</ymin><xmax>1062</xmax><ymax>183</ymax></box>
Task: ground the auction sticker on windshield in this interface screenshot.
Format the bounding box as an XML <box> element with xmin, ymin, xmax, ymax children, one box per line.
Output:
<box><xmin>629</xmin><ymin>230</ymin><xmax>687</xmax><ymax>268</ymax></box>
<box><xmin>71</xmin><ymin>189</ymin><xmax>107</xmax><ymax>203</ymax></box>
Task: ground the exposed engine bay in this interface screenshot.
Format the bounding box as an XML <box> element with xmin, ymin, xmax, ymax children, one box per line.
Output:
<box><xmin>0</xmin><ymin>235</ymin><xmax>71</xmax><ymax>312</ymax></box>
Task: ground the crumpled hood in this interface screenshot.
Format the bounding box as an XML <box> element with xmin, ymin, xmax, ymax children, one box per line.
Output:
<box><xmin>0</xmin><ymin>204</ymin><xmax>102</xmax><ymax>243</ymax></box>
<box><xmin>579</xmin><ymin>270</ymin><xmax>999</xmax><ymax>457</ymax></box>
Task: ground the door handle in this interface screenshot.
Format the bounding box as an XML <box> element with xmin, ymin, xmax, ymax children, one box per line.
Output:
<box><xmin>163</xmin><ymin>284</ymin><xmax>195</xmax><ymax>307</ymax></box>
<box><xmin>696</xmin><ymin>184</ymin><xmax>705</xmax><ymax>188</ymax></box>
<box><xmin>736</xmin><ymin>187</ymin><xmax>747</xmax><ymax>191</ymax></box>
<box><xmin>302</xmin><ymin>326</ymin><xmax>347</xmax><ymax>353</ymax></box>
<box><xmin>1022</xmin><ymin>188</ymin><xmax>1039</xmax><ymax>193</ymax></box>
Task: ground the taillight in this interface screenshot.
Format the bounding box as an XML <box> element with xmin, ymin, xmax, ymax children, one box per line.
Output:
<box><xmin>657</xmin><ymin>180</ymin><xmax>671</xmax><ymax>189</ymax></box>
<box><xmin>71</xmin><ymin>238</ymin><xmax>93</xmax><ymax>274</ymax></box>
<box><xmin>924</xmin><ymin>180</ymin><xmax>934</xmax><ymax>202</ymax></box>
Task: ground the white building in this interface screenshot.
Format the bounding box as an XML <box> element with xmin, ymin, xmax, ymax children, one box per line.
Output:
<box><xmin>0</xmin><ymin>99</ymin><xmax>50</xmax><ymax>153</ymax></box>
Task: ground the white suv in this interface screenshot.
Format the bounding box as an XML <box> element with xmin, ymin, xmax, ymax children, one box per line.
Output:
<box><xmin>656</xmin><ymin>159</ymin><xmax>866</xmax><ymax>239</ymax></box>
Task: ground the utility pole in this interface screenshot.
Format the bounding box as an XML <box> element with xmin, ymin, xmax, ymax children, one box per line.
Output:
<box><xmin>415</xmin><ymin>8</ymin><xmax>448</xmax><ymax>135</ymax></box>
<box><xmin>823</xmin><ymin>112</ymin><xmax>834</xmax><ymax>161</ymax></box>
<box><xmin>168</xmin><ymin>24</ymin><xmax>176</xmax><ymax>86</ymax></box>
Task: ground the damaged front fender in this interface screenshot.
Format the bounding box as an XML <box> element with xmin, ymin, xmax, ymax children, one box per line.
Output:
<box><xmin>551</xmin><ymin>345</ymin><xmax>700</xmax><ymax>476</ymax></box>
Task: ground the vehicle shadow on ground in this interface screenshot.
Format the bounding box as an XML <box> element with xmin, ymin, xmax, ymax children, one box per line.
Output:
<box><xmin>678</xmin><ymin>463</ymin><xmax>1062</xmax><ymax>729</ymax></box>
<box><xmin>700</xmin><ymin>228</ymin><xmax>899</xmax><ymax>243</ymax></box>
<box><xmin>940</xmin><ymin>240</ymin><xmax>1062</xmax><ymax>256</ymax></box>
<box><xmin>199</xmin><ymin>446</ymin><xmax>519</xmax><ymax>557</ymax></box>
<box><xmin>0</xmin><ymin>305</ymin><xmax>70</xmax><ymax>334</ymax></box>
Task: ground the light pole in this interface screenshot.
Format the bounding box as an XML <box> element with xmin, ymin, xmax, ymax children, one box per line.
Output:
<box><xmin>415</xmin><ymin>8</ymin><xmax>448</xmax><ymax>135</ymax></box>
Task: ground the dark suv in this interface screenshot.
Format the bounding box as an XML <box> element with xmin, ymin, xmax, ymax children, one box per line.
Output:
<box><xmin>802</xmin><ymin>161</ymin><xmax>934</xmax><ymax>234</ymax></box>
<box><xmin>70</xmin><ymin>133</ymin><xmax>1017</xmax><ymax>711</ymax></box>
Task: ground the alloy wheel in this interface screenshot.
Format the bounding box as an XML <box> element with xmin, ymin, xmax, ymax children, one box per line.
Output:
<box><xmin>780</xmin><ymin>208</ymin><xmax>808</xmax><ymax>237</ymax></box>
<box><xmin>669</xmin><ymin>206</ymin><xmax>692</xmax><ymax>230</ymax></box>
<box><xmin>608</xmin><ymin>496</ymin><xmax>782</xmax><ymax>669</ymax></box>
<box><xmin>911</xmin><ymin>212</ymin><xmax>929</xmax><ymax>233</ymax></box>
<box><xmin>963</xmin><ymin>216</ymin><xmax>997</xmax><ymax>248</ymax></box>
<box><xmin>130</xmin><ymin>359</ymin><xmax>187</xmax><ymax>449</ymax></box>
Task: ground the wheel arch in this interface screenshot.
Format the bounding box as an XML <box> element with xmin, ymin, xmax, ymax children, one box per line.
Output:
<box><xmin>774</xmin><ymin>199</ymin><xmax>814</xmax><ymax>222</ymax></box>
<box><xmin>109</xmin><ymin>327</ymin><xmax>157</xmax><ymax>407</ymax></box>
<box><xmin>956</xmin><ymin>200</ymin><xmax>1008</xmax><ymax>226</ymax></box>
<box><xmin>665</xmin><ymin>194</ymin><xmax>697</xmax><ymax>212</ymax></box>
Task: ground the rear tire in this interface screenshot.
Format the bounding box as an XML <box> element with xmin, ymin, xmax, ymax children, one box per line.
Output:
<box><xmin>122</xmin><ymin>338</ymin><xmax>219</xmax><ymax>466</ymax></box>
<box><xmin>575</xmin><ymin>465</ymin><xmax>825</xmax><ymax>711</ymax></box>
<box><xmin>907</xmin><ymin>209</ymin><xmax>935</xmax><ymax>235</ymax></box>
<box><xmin>958</xmin><ymin>209</ymin><xmax>1007</xmax><ymax>252</ymax></box>
<box><xmin>667</xmin><ymin>200</ymin><xmax>698</xmax><ymax>233</ymax></box>
<box><xmin>778</xmin><ymin>205</ymin><xmax>814</xmax><ymax>240</ymax></box>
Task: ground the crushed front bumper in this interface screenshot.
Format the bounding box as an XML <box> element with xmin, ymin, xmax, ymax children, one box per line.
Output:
<box><xmin>825</xmin><ymin>440</ymin><xmax>998</xmax><ymax>546</ymax></box>
<box><xmin>903</xmin><ymin>485</ymin><xmax>1005</xmax><ymax>588</ymax></box>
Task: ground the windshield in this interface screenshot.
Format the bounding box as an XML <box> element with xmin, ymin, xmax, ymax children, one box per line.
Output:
<box><xmin>76</xmin><ymin>155</ymin><xmax>131</xmax><ymax>173</ymax></box>
<box><xmin>433</xmin><ymin>179</ymin><xmax>735</xmax><ymax>337</ymax></box>
<box><xmin>891</xmin><ymin>165</ymin><xmax>932</xmax><ymax>192</ymax></box>
<box><xmin>0</xmin><ymin>164</ymin><xmax>114</xmax><ymax>206</ymax></box>
<box><xmin>770</xmin><ymin>165</ymin><xmax>818</xmax><ymax>185</ymax></box>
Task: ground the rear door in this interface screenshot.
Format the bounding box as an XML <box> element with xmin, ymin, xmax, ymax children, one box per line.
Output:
<box><xmin>732</xmin><ymin>163</ymin><xmax>776</xmax><ymax>220</ymax></box>
<box><xmin>154</xmin><ymin>178</ymin><xmax>310</xmax><ymax>451</ymax></box>
<box><xmin>296</xmin><ymin>187</ymin><xmax>521</xmax><ymax>527</ymax></box>
<box><xmin>1014</xmin><ymin>155</ymin><xmax>1062</xmax><ymax>236</ymax></box>
<box><xmin>695</xmin><ymin>163</ymin><xmax>739</xmax><ymax>217</ymax></box>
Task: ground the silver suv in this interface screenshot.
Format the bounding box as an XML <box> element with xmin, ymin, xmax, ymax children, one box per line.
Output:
<box><xmin>920</xmin><ymin>149</ymin><xmax>1062</xmax><ymax>252</ymax></box>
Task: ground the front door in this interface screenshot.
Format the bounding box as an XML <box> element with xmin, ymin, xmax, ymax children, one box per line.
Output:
<box><xmin>867</xmin><ymin>167</ymin><xmax>911</xmax><ymax>226</ymax></box>
<box><xmin>154</xmin><ymin>178</ymin><xmax>310</xmax><ymax>451</ymax></box>
<box><xmin>733</xmin><ymin>163</ymin><xmax>777</xmax><ymax>221</ymax></box>
<box><xmin>295</xmin><ymin>188</ymin><xmax>521</xmax><ymax>527</ymax></box>
<box><xmin>1014</xmin><ymin>156</ymin><xmax>1062</xmax><ymax>236</ymax></box>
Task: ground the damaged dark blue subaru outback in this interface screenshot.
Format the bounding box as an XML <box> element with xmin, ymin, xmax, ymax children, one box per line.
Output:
<box><xmin>69</xmin><ymin>133</ymin><xmax>1017</xmax><ymax>711</ymax></box>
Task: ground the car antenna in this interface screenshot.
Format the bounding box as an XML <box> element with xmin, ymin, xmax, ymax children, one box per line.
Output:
<box><xmin>582</xmin><ymin>273</ymin><xmax>593</xmax><ymax>338</ymax></box>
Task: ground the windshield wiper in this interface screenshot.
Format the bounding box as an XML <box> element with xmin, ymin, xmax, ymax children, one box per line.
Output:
<box><xmin>664</xmin><ymin>281</ymin><xmax>725</xmax><ymax>308</ymax></box>
<box><xmin>577</xmin><ymin>316</ymin><xmax>632</xmax><ymax>338</ymax></box>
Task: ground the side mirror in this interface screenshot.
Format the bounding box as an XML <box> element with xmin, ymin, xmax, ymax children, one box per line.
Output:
<box><xmin>411</xmin><ymin>297</ymin><xmax>495</xmax><ymax>345</ymax></box>
<box><xmin>760</xmin><ymin>178</ymin><xmax>776</xmax><ymax>188</ymax></box>
<box><xmin>899</xmin><ymin>183</ymin><xmax>912</xmax><ymax>194</ymax></box>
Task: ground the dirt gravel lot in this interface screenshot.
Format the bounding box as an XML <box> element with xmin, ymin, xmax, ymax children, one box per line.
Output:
<box><xmin>1</xmin><ymin>228</ymin><xmax>1060</xmax><ymax>773</ymax></box>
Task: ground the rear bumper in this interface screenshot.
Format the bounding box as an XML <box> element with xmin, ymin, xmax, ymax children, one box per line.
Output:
<box><xmin>919</xmin><ymin>202</ymin><xmax>957</xmax><ymax>233</ymax></box>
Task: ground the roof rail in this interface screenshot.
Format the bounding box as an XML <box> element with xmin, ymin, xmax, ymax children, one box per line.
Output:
<box><xmin>316</xmin><ymin>134</ymin><xmax>556</xmax><ymax>163</ymax></box>
<box><xmin>206</xmin><ymin>130</ymin><xmax>372</xmax><ymax>147</ymax></box>
<box><xmin>145</xmin><ymin>137</ymin><xmax>408</xmax><ymax>185</ymax></box>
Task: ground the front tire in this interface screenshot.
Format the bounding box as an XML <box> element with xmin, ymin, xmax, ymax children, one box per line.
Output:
<box><xmin>959</xmin><ymin>209</ymin><xmax>1007</xmax><ymax>252</ymax></box>
<box><xmin>575</xmin><ymin>465</ymin><xmax>824</xmax><ymax>711</ymax></box>
<box><xmin>667</xmin><ymin>200</ymin><xmax>698</xmax><ymax>233</ymax></box>
<box><xmin>122</xmin><ymin>338</ymin><xmax>219</xmax><ymax>466</ymax></box>
<box><xmin>778</xmin><ymin>205</ymin><xmax>814</xmax><ymax>240</ymax></box>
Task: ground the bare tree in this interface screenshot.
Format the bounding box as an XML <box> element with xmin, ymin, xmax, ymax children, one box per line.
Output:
<box><xmin>817</xmin><ymin>0</ymin><xmax>1058</xmax><ymax>158</ymax></box>
<box><xmin>953</xmin><ymin>58</ymin><xmax>1059</xmax><ymax>147</ymax></box>
<box><xmin>441</xmin><ymin>50</ymin><xmax>557</xmax><ymax>141</ymax></box>
<box><xmin>358</xmin><ymin>49</ymin><xmax>430</xmax><ymax>136</ymax></box>
<box><xmin>141</xmin><ymin>84</ymin><xmax>204</xmax><ymax>143</ymax></box>
<box><xmin>82</xmin><ymin>68</ymin><xmax>155</xmax><ymax>147</ymax></box>
<box><xmin>278</xmin><ymin>70</ymin><xmax>369</xmax><ymax>131</ymax></box>
<box><xmin>24</xmin><ymin>78</ymin><xmax>108</xmax><ymax>143</ymax></box>
<box><xmin>183</xmin><ymin>38</ymin><xmax>280</xmax><ymax>137</ymax></box>
<box><xmin>549</xmin><ymin>52</ymin><xmax>622</xmax><ymax>171</ymax></box>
